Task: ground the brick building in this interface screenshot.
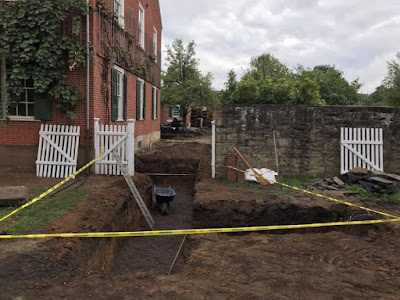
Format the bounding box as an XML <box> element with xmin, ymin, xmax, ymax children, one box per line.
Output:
<box><xmin>0</xmin><ymin>0</ymin><xmax>162</xmax><ymax>169</ymax></box>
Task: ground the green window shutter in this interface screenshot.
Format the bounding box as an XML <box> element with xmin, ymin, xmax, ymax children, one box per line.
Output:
<box><xmin>169</xmin><ymin>105</ymin><xmax>173</xmax><ymax>117</ymax></box>
<box><xmin>155</xmin><ymin>89</ymin><xmax>158</xmax><ymax>120</ymax></box>
<box><xmin>123</xmin><ymin>74</ymin><xmax>127</xmax><ymax>120</ymax></box>
<box><xmin>34</xmin><ymin>92</ymin><xmax>52</xmax><ymax>121</ymax></box>
<box><xmin>152</xmin><ymin>88</ymin><xmax>156</xmax><ymax>120</ymax></box>
<box><xmin>180</xmin><ymin>106</ymin><xmax>184</xmax><ymax>117</ymax></box>
<box><xmin>136</xmin><ymin>80</ymin><xmax>141</xmax><ymax>120</ymax></box>
<box><xmin>111</xmin><ymin>69</ymin><xmax>118</xmax><ymax>122</ymax></box>
<box><xmin>142</xmin><ymin>83</ymin><xmax>146</xmax><ymax>120</ymax></box>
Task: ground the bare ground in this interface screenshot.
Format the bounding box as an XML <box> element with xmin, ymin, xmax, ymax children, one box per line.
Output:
<box><xmin>1</xmin><ymin>140</ymin><xmax>400</xmax><ymax>299</ymax></box>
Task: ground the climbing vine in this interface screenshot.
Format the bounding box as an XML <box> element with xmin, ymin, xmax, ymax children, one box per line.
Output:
<box><xmin>0</xmin><ymin>0</ymin><xmax>90</xmax><ymax>119</ymax></box>
<box><xmin>96</xmin><ymin>0</ymin><xmax>155</xmax><ymax>123</ymax></box>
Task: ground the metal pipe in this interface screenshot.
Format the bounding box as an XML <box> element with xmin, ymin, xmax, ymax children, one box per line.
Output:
<box><xmin>211</xmin><ymin>120</ymin><xmax>216</xmax><ymax>178</ymax></box>
<box><xmin>85</xmin><ymin>0</ymin><xmax>90</xmax><ymax>171</ymax></box>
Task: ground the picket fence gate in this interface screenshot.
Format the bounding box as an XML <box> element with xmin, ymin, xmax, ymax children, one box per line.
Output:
<box><xmin>340</xmin><ymin>127</ymin><xmax>383</xmax><ymax>174</ymax></box>
<box><xmin>36</xmin><ymin>124</ymin><xmax>80</xmax><ymax>178</ymax></box>
<box><xmin>94</xmin><ymin>118</ymin><xmax>135</xmax><ymax>176</ymax></box>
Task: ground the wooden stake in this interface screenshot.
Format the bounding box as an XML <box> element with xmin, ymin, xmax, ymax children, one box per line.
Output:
<box><xmin>168</xmin><ymin>234</ymin><xmax>187</xmax><ymax>275</ymax></box>
<box><xmin>273</xmin><ymin>131</ymin><xmax>279</xmax><ymax>174</ymax></box>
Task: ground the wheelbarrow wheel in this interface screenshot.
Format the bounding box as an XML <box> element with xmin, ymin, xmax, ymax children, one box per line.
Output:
<box><xmin>160</xmin><ymin>202</ymin><xmax>169</xmax><ymax>215</ymax></box>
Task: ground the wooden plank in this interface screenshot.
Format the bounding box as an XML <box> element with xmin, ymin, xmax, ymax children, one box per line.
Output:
<box><xmin>100</xmin><ymin>124</ymin><xmax>105</xmax><ymax>175</ymax></box>
<box><xmin>43</xmin><ymin>124</ymin><xmax>51</xmax><ymax>177</ymax></box>
<box><xmin>73</xmin><ymin>126</ymin><xmax>80</xmax><ymax>176</ymax></box>
<box><xmin>105</xmin><ymin>125</ymin><xmax>109</xmax><ymax>175</ymax></box>
<box><xmin>36</xmin><ymin>124</ymin><xmax>44</xmax><ymax>177</ymax></box>
<box><xmin>374</xmin><ymin>128</ymin><xmax>379</xmax><ymax>171</ymax></box>
<box><xmin>366</xmin><ymin>128</ymin><xmax>370</xmax><ymax>170</ymax></box>
<box><xmin>94</xmin><ymin>119</ymin><xmax>100</xmax><ymax>175</ymax></box>
<box><xmin>65</xmin><ymin>125</ymin><xmax>73</xmax><ymax>178</ymax></box>
<box><xmin>379</xmin><ymin>128</ymin><xmax>384</xmax><ymax>171</ymax></box>
<box><xmin>53</xmin><ymin>125</ymin><xmax>60</xmax><ymax>178</ymax></box>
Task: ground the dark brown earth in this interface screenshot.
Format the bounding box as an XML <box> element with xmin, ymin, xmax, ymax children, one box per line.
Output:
<box><xmin>1</xmin><ymin>140</ymin><xmax>400</xmax><ymax>299</ymax></box>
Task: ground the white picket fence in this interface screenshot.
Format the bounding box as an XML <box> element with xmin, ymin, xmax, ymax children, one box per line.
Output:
<box><xmin>340</xmin><ymin>127</ymin><xmax>383</xmax><ymax>174</ymax></box>
<box><xmin>94</xmin><ymin>118</ymin><xmax>135</xmax><ymax>176</ymax></box>
<box><xmin>36</xmin><ymin>124</ymin><xmax>80</xmax><ymax>178</ymax></box>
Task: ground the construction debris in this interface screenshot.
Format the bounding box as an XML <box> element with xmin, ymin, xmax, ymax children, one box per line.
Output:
<box><xmin>0</xmin><ymin>186</ymin><xmax>28</xmax><ymax>206</ymax></box>
<box><xmin>306</xmin><ymin>168</ymin><xmax>400</xmax><ymax>194</ymax></box>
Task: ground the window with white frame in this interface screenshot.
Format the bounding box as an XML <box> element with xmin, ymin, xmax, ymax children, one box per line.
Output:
<box><xmin>114</xmin><ymin>0</ymin><xmax>124</xmax><ymax>28</ymax></box>
<box><xmin>138</xmin><ymin>4</ymin><xmax>145</xmax><ymax>49</ymax></box>
<box><xmin>152</xmin><ymin>86</ymin><xmax>157</xmax><ymax>119</ymax></box>
<box><xmin>172</xmin><ymin>105</ymin><xmax>181</xmax><ymax>118</ymax></box>
<box><xmin>9</xmin><ymin>79</ymin><xmax>35</xmax><ymax>119</ymax></box>
<box><xmin>136</xmin><ymin>79</ymin><xmax>145</xmax><ymax>120</ymax></box>
<box><xmin>115</xmin><ymin>68</ymin><xmax>124</xmax><ymax>121</ymax></box>
<box><xmin>153</xmin><ymin>27</ymin><xmax>157</xmax><ymax>58</ymax></box>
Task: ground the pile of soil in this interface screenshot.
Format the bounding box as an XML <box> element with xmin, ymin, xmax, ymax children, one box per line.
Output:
<box><xmin>136</xmin><ymin>142</ymin><xmax>209</xmax><ymax>174</ymax></box>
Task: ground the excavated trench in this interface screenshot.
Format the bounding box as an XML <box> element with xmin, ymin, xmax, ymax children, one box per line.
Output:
<box><xmin>33</xmin><ymin>142</ymin><xmax>377</xmax><ymax>277</ymax></box>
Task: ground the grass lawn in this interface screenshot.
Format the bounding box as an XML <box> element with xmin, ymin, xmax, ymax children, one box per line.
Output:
<box><xmin>0</xmin><ymin>187</ymin><xmax>89</xmax><ymax>235</ymax></box>
<box><xmin>345</xmin><ymin>184</ymin><xmax>400</xmax><ymax>204</ymax></box>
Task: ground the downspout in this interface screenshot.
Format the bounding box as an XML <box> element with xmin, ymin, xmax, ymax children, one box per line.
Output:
<box><xmin>86</xmin><ymin>0</ymin><xmax>90</xmax><ymax>172</ymax></box>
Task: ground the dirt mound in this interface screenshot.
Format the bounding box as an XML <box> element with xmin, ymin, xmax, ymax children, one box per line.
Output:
<box><xmin>136</xmin><ymin>142</ymin><xmax>209</xmax><ymax>174</ymax></box>
<box><xmin>0</xmin><ymin>174</ymin><xmax>154</xmax><ymax>292</ymax></box>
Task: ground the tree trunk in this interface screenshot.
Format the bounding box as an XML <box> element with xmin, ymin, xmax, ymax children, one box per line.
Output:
<box><xmin>182</xmin><ymin>109</ymin><xmax>188</xmax><ymax>130</ymax></box>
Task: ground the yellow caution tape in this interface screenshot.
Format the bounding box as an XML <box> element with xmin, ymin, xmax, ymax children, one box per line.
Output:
<box><xmin>222</xmin><ymin>165</ymin><xmax>400</xmax><ymax>219</ymax></box>
<box><xmin>0</xmin><ymin>218</ymin><xmax>399</xmax><ymax>239</ymax></box>
<box><xmin>160</xmin><ymin>139</ymin><xmax>190</xmax><ymax>143</ymax></box>
<box><xmin>0</xmin><ymin>149</ymin><xmax>105</xmax><ymax>224</ymax></box>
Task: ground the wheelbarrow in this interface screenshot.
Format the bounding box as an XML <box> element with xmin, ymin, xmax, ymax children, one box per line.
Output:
<box><xmin>154</xmin><ymin>186</ymin><xmax>176</xmax><ymax>215</ymax></box>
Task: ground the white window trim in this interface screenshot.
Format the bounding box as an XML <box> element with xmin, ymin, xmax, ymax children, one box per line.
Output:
<box><xmin>114</xmin><ymin>66</ymin><xmax>125</xmax><ymax>122</ymax></box>
<box><xmin>138</xmin><ymin>78</ymin><xmax>145</xmax><ymax>120</ymax></box>
<box><xmin>8</xmin><ymin>116</ymin><xmax>37</xmax><ymax>122</ymax></box>
<box><xmin>153</xmin><ymin>27</ymin><xmax>158</xmax><ymax>60</ymax></box>
<box><xmin>172</xmin><ymin>105</ymin><xmax>181</xmax><ymax>118</ymax></box>
<box><xmin>138</xmin><ymin>3</ymin><xmax>145</xmax><ymax>50</ymax></box>
<box><xmin>114</xmin><ymin>0</ymin><xmax>125</xmax><ymax>28</ymax></box>
<box><xmin>9</xmin><ymin>79</ymin><xmax>36</xmax><ymax>121</ymax></box>
<box><xmin>152</xmin><ymin>86</ymin><xmax>157</xmax><ymax>120</ymax></box>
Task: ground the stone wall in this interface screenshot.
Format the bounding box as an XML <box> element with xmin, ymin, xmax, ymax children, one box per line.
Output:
<box><xmin>216</xmin><ymin>105</ymin><xmax>400</xmax><ymax>176</ymax></box>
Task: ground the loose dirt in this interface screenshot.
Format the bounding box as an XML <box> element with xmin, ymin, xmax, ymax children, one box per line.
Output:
<box><xmin>1</xmin><ymin>140</ymin><xmax>400</xmax><ymax>299</ymax></box>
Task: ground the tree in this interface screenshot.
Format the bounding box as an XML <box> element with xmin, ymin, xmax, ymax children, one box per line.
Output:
<box><xmin>368</xmin><ymin>85</ymin><xmax>389</xmax><ymax>105</ymax></box>
<box><xmin>220</xmin><ymin>69</ymin><xmax>238</xmax><ymax>103</ymax></box>
<box><xmin>248</xmin><ymin>53</ymin><xmax>291</xmax><ymax>80</ymax></box>
<box><xmin>162</xmin><ymin>39</ymin><xmax>217</xmax><ymax>127</ymax></box>
<box><xmin>312</xmin><ymin>65</ymin><xmax>361</xmax><ymax>105</ymax></box>
<box><xmin>382</xmin><ymin>52</ymin><xmax>400</xmax><ymax>106</ymax></box>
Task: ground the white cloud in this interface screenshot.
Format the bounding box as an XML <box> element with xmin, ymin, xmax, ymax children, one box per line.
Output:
<box><xmin>160</xmin><ymin>0</ymin><xmax>400</xmax><ymax>93</ymax></box>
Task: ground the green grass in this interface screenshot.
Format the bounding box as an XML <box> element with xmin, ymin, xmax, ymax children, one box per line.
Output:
<box><xmin>0</xmin><ymin>188</ymin><xmax>89</xmax><ymax>235</ymax></box>
<box><xmin>222</xmin><ymin>175</ymin><xmax>315</xmax><ymax>195</ymax></box>
<box><xmin>345</xmin><ymin>184</ymin><xmax>400</xmax><ymax>204</ymax></box>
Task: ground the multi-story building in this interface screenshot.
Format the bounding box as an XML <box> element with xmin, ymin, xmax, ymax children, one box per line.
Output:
<box><xmin>0</xmin><ymin>0</ymin><xmax>162</xmax><ymax>169</ymax></box>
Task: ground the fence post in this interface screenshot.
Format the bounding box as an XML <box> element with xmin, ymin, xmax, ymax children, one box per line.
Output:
<box><xmin>211</xmin><ymin>120</ymin><xmax>216</xmax><ymax>178</ymax></box>
<box><xmin>127</xmin><ymin>119</ymin><xmax>135</xmax><ymax>176</ymax></box>
<box><xmin>94</xmin><ymin>118</ymin><xmax>100</xmax><ymax>174</ymax></box>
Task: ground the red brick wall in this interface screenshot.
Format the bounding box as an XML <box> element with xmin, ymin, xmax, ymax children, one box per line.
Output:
<box><xmin>0</xmin><ymin>0</ymin><xmax>162</xmax><ymax>147</ymax></box>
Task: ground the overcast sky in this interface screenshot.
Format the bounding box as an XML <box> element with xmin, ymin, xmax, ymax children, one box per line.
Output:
<box><xmin>159</xmin><ymin>0</ymin><xmax>400</xmax><ymax>94</ymax></box>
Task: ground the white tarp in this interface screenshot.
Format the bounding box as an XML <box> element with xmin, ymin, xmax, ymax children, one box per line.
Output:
<box><xmin>245</xmin><ymin>168</ymin><xmax>278</xmax><ymax>184</ymax></box>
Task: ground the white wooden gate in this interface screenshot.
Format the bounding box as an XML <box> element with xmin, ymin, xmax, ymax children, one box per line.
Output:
<box><xmin>341</xmin><ymin>127</ymin><xmax>383</xmax><ymax>174</ymax></box>
<box><xmin>94</xmin><ymin>118</ymin><xmax>135</xmax><ymax>176</ymax></box>
<box><xmin>36</xmin><ymin>124</ymin><xmax>80</xmax><ymax>178</ymax></box>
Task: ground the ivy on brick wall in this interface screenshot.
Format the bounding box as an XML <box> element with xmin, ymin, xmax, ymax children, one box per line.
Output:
<box><xmin>0</xmin><ymin>0</ymin><xmax>89</xmax><ymax>119</ymax></box>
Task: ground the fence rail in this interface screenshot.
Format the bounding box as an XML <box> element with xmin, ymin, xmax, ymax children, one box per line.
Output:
<box><xmin>94</xmin><ymin>118</ymin><xmax>135</xmax><ymax>176</ymax></box>
<box><xmin>340</xmin><ymin>127</ymin><xmax>383</xmax><ymax>174</ymax></box>
<box><xmin>36</xmin><ymin>124</ymin><xmax>80</xmax><ymax>178</ymax></box>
